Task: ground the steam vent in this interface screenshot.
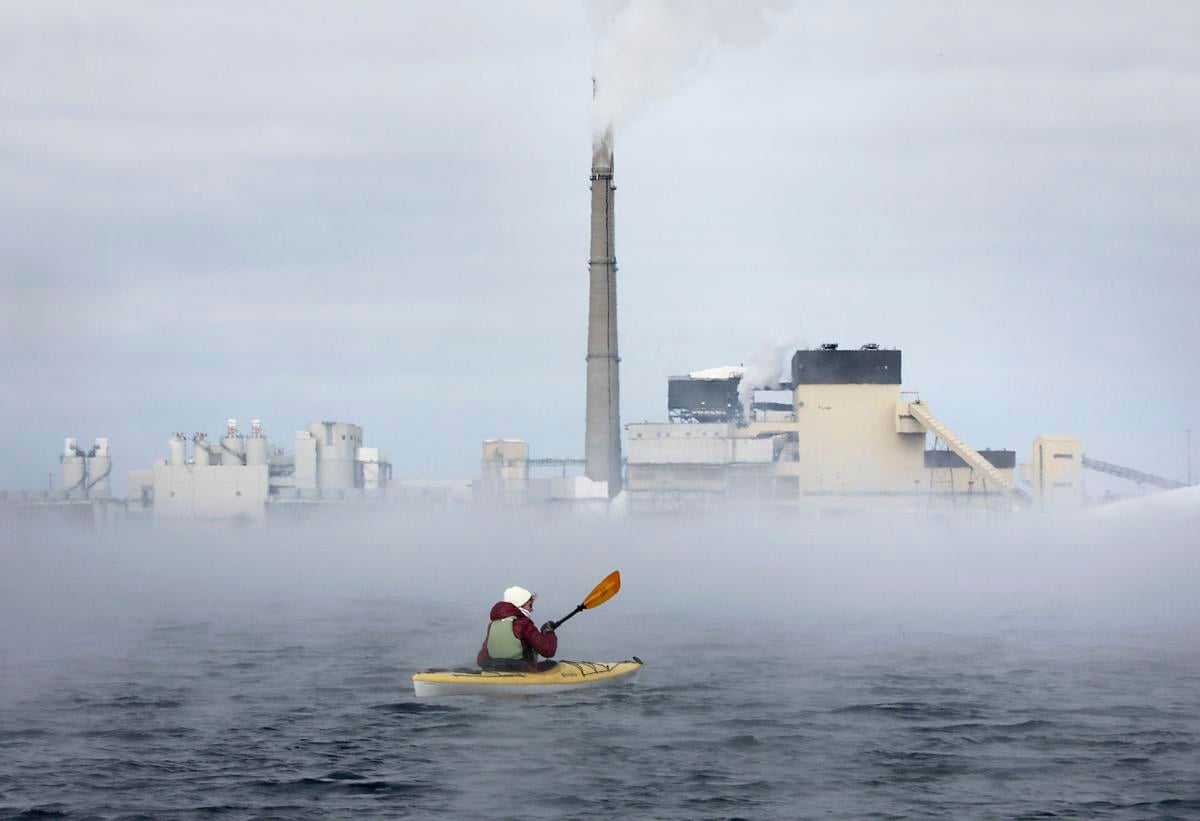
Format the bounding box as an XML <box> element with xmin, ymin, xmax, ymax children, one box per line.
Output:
<box><xmin>585</xmin><ymin>128</ymin><xmax>622</xmax><ymax>497</ymax></box>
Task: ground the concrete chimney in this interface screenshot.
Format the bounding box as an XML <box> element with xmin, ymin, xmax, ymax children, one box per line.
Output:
<box><xmin>585</xmin><ymin>127</ymin><xmax>622</xmax><ymax>497</ymax></box>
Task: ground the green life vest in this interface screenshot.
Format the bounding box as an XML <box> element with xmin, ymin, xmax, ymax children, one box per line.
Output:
<box><xmin>486</xmin><ymin>616</ymin><xmax>524</xmax><ymax>660</ymax></box>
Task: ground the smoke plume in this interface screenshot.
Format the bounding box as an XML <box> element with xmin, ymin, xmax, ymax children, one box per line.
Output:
<box><xmin>738</xmin><ymin>336</ymin><xmax>802</xmax><ymax>413</ymax></box>
<box><xmin>587</xmin><ymin>0</ymin><xmax>792</xmax><ymax>136</ymax></box>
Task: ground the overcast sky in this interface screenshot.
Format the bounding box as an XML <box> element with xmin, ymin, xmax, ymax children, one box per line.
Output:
<box><xmin>2</xmin><ymin>1</ymin><xmax>1197</xmax><ymax>491</ymax></box>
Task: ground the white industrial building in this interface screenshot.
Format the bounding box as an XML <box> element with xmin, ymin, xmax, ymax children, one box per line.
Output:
<box><xmin>124</xmin><ymin>419</ymin><xmax>399</xmax><ymax>522</ymax></box>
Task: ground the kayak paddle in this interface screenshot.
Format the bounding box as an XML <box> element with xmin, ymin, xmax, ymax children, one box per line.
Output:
<box><xmin>550</xmin><ymin>570</ymin><xmax>621</xmax><ymax>630</ymax></box>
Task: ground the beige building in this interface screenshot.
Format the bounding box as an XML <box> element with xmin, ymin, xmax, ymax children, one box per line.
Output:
<box><xmin>626</xmin><ymin>345</ymin><xmax>1029</xmax><ymax>515</ymax></box>
<box><xmin>1027</xmin><ymin>434</ymin><xmax>1085</xmax><ymax>509</ymax></box>
<box><xmin>476</xmin><ymin>439</ymin><xmax>530</xmax><ymax>506</ymax></box>
<box><xmin>785</xmin><ymin>347</ymin><xmax>924</xmax><ymax>502</ymax></box>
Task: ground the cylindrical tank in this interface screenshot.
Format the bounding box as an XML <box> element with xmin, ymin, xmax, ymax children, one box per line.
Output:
<box><xmin>193</xmin><ymin>433</ymin><xmax>213</xmax><ymax>466</ymax></box>
<box><xmin>87</xmin><ymin>438</ymin><xmax>112</xmax><ymax>499</ymax></box>
<box><xmin>245</xmin><ymin>421</ymin><xmax>269</xmax><ymax>467</ymax></box>
<box><xmin>222</xmin><ymin>435</ymin><xmax>245</xmax><ymax>465</ymax></box>
<box><xmin>168</xmin><ymin>433</ymin><xmax>187</xmax><ymax>466</ymax></box>
<box><xmin>61</xmin><ymin>438</ymin><xmax>86</xmax><ymax>496</ymax></box>
<box><xmin>221</xmin><ymin>418</ymin><xmax>245</xmax><ymax>465</ymax></box>
<box><xmin>305</xmin><ymin>421</ymin><xmax>362</xmax><ymax>490</ymax></box>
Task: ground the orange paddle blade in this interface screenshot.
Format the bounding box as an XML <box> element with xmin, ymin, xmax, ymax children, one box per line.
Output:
<box><xmin>582</xmin><ymin>570</ymin><xmax>621</xmax><ymax>610</ymax></box>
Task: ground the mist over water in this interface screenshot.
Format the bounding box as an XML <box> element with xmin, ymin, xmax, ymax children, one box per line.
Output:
<box><xmin>2</xmin><ymin>506</ymin><xmax>1198</xmax><ymax>818</ymax></box>
<box><xmin>4</xmin><ymin>0</ymin><xmax>1198</xmax><ymax>815</ymax></box>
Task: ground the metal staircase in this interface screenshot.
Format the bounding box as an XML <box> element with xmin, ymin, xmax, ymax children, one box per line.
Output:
<box><xmin>904</xmin><ymin>401</ymin><xmax>1031</xmax><ymax>504</ymax></box>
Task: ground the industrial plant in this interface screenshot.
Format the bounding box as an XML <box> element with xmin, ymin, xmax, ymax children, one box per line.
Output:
<box><xmin>1</xmin><ymin>110</ymin><xmax>1190</xmax><ymax>525</ymax></box>
<box><xmin>129</xmin><ymin>419</ymin><xmax>400</xmax><ymax>522</ymax></box>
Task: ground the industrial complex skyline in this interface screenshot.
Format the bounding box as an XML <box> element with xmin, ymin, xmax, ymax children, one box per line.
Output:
<box><xmin>3</xmin><ymin>2</ymin><xmax>1198</xmax><ymax>491</ymax></box>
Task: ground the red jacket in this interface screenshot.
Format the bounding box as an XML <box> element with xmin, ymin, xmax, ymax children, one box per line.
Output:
<box><xmin>477</xmin><ymin>601</ymin><xmax>558</xmax><ymax>667</ymax></box>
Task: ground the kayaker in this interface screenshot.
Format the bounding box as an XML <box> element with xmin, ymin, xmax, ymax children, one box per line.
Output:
<box><xmin>477</xmin><ymin>586</ymin><xmax>558</xmax><ymax>671</ymax></box>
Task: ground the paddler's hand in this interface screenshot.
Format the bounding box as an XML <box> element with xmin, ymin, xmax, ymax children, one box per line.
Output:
<box><xmin>540</xmin><ymin>621</ymin><xmax>556</xmax><ymax>634</ymax></box>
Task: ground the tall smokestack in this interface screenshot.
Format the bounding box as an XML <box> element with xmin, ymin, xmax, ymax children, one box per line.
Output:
<box><xmin>585</xmin><ymin>126</ymin><xmax>622</xmax><ymax>497</ymax></box>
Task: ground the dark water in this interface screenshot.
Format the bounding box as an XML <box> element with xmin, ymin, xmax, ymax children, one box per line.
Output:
<box><xmin>3</xmin><ymin>599</ymin><xmax>1199</xmax><ymax>820</ymax></box>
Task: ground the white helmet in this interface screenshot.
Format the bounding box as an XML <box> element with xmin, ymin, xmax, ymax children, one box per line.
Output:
<box><xmin>502</xmin><ymin>586</ymin><xmax>534</xmax><ymax>607</ymax></box>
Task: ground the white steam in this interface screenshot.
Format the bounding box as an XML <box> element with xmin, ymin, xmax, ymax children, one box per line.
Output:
<box><xmin>738</xmin><ymin>336</ymin><xmax>802</xmax><ymax>413</ymax></box>
<box><xmin>587</xmin><ymin>0</ymin><xmax>792</xmax><ymax>136</ymax></box>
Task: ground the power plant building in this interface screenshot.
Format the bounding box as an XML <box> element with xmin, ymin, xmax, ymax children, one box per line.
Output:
<box><xmin>466</xmin><ymin>342</ymin><xmax>1176</xmax><ymax>516</ymax></box>
<box><xmin>626</xmin><ymin>345</ymin><xmax>1031</xmax><ymax>515</ymax></box>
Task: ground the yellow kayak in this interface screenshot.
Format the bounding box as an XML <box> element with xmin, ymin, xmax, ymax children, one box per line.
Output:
<box><xmin>412</xmin><ymin>658</ymin><xmax>643</xmax><ymax>697</ymax></box>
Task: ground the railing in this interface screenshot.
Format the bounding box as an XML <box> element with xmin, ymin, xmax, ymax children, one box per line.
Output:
<box><xmin>905</xmin><ymin>400</ymin><xmax>1030</xmax><ymax>503</ymax></box>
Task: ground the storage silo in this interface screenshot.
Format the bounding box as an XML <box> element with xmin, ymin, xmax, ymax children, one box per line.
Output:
<box><xmin>221</xmin><ymin>418</ymin><xmax>245</xmax><ymax>465</ymax></box>
<box><xmin>245</xmin><ymin>419</ymin><xmax>269</xmax><ymax>466</ymax></box>
<box><xmin>61</xmin><ymin>438</ymin><xmax>87</xmax><ymax>497</ymax></box>
<box><xmin>193</xmin><ymin>433</ymin><xmax>215</xmax><ymax>466</ymax></box>
<box><xmin>87</xmin><ymin>438</ymin><xmax>112</xmax><ymax>498</ymax></box>
<box><xmin>305</xmin><ymin>421</ymin><xmax>363</xmax><ymax>490</ymax></box>
<box><xmin>168</xmin><ymin>433</ymin><xmax>188</xmax><ymax>466</ymax></box>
